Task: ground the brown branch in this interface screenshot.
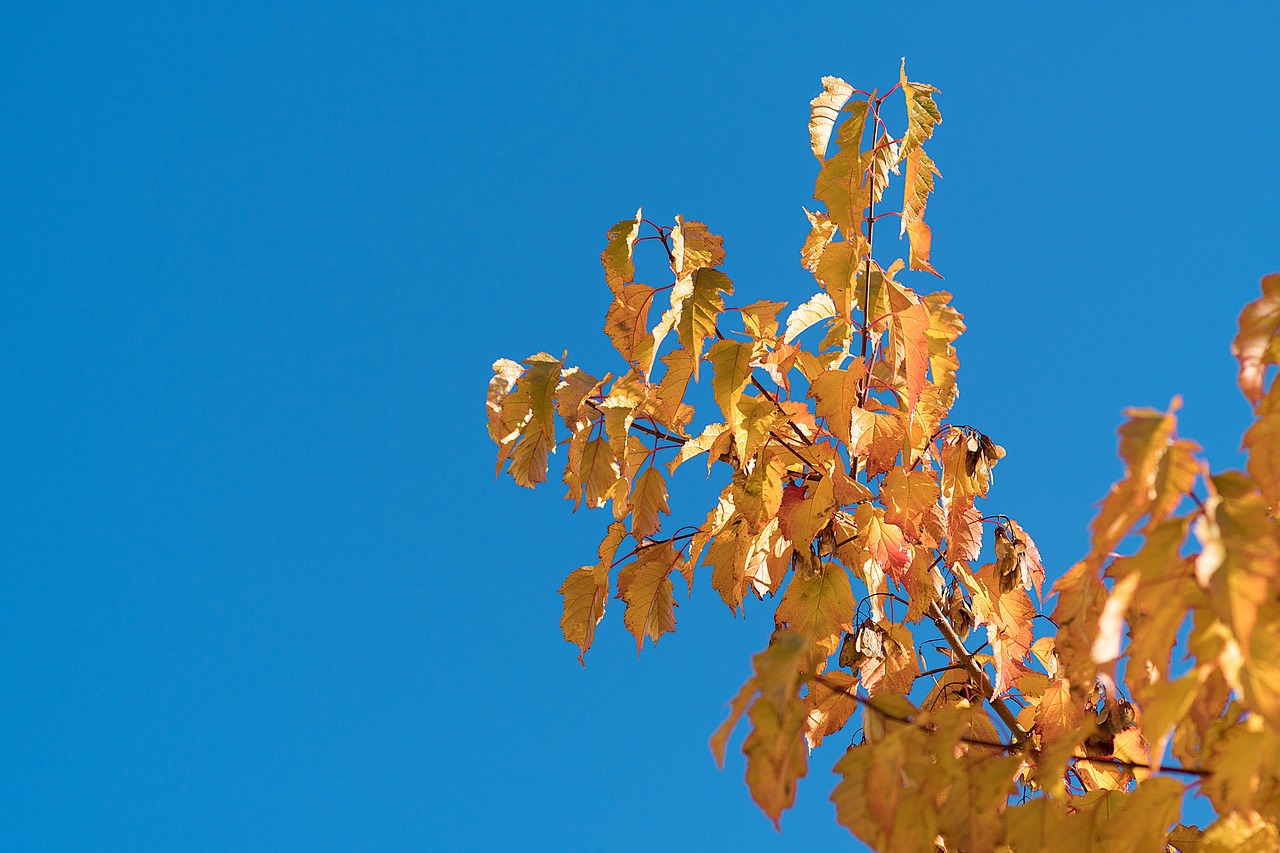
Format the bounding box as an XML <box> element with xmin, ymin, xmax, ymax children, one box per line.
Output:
<box><xmin>1071</xmin><ymin>754</ymin><xmax>1210</xmax><ymax>779</ymax></box>
<box><xmin>584</xmin><ymin>401</ymin><xmax>687</xmax><ymax>445</ymax></box>
<box><xmin>813</xmin><ymin>674</ymin><xmax>1211</xmax><ymax>780</ymax></box>
<box><xmin>927</xmin><ymin>599</ymin><xmax>1030</xmax><ymax>745</ymax></box>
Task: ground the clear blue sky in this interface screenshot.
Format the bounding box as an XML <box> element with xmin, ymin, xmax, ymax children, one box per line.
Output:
<box><xmin>2</xmin><ymin>2</ymin><xmax>1278</xmax><ymax>850</ymax></box>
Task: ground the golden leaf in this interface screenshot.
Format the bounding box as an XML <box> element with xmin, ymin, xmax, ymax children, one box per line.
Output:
<box><xmin>677</xmin><ymin>267</ymin><xmax>734</xmax><ymax>379</ymax></box>
<box><xmin>799</xmin><ymin>208</ymin><xmax>837</xmax><ymax>272</ymax></box>
<box><xmin>616</xmin><ymin>540</ymin><xmax>680</xmax><ymax>652</ymax></box>
<box><xmin>670</xmin><ymin>215</ymin><xmax>726</xmax><ymax>278</ymax></box>
<box><xmin>808</xmin><ymin>76</ymin><xmax>855</xmax><ymax>161</ymax></box>
<box><xmin>600</xmin><ymin>208</ymin><xmax>643</xmax><ymax>294</ymax></box>
<box><xmin>1232</xmin><ymin>273</ymin><xmax>1280</xmax><ymax>405</ymax></box>
<box><xmin>775</xmin><ymin>553</ymin><xmax>854</xmax><ymax>658</ymax></box>
<box><xmin>899</xmin><ymin>59</ymin><xmax>941</xmax><ymax>159</ymax></box>
<box><xmin>739</xmin><ymin>299</ymin><xmax>788</xmax><ymax>341</ymax></box>
<box><xmin>782</xmin><ymin>292</ymin><xmax>837</xmax><ymax>344</ymax></box>
<box><xmin>881</xmin><ymin>466</ymin><xmax>941</xmax><ymax>543</ymax></box>
<box><xmin>503</xmin><ymin>352</ymin><xmax>564</xmax><ymax>488</ymax></box>
<box><xmin>807</xmin><ymin>361</ymin><xmax>866</xmax><ymax>447</ymax></box>
<box><xmin>805</xmin><ymin>672</ymin><xmax>858</xmax><ymax>748</ymax></box>
<box><xmin>558</xmin><ymin>522</ymin><xmax>628</xmax><ymax>664</ymax></box>
<box><xmin>629</xmin><ymin>467</ymin><xmax>670</xmax><ymax>539</ymax></box>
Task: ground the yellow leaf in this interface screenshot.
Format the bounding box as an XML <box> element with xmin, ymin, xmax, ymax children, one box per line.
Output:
<box><xmin>558</xmin><ymin>522</ymin><xmax>628</xmax><ymax>664</ymax></box>
<box><xmin>859</xmin><ymin>621</ymin><xmax>920</xmax><ymax>696</ymax></box>
<box><xmin>777</xmin><ymin>474</ymin><xmax>837</xmax><ymax>550</ymax></box>
<box><xmin>707</xmin><ymin>338</ymin><xmax>755</xmax><ymax>443</ymax></box>
<box><xmin>504</xmin><ymin>352</ymin><xmax>564</xmax><ymax>488</ymax></box>
<box><xmin>600</xmin><ymin>207</ymin><xmax>643</xmax><ymax>294</ymax></box>
<box><xmin>900</xmin><ymin>145</ymin><xmax>942</xmax><ymax>277</ymax></box>
<box><xmin>644</xmin><ymin>349</ymin><xmax>695</xmax><ymax>435</ymax></box>
<box><xmin>1036</xmin><ymin>677</ymin><xmax>1084</xmax><ymax>747</ymax></box>
<box><xmin>732</xmin><ymin>452</ymin><xmax>787</xmax><ymax>534</ymax></box>
<box><xmin>848</xmin><ymin>400</ymin><xmax>906</xmax><ymax>478</ymax></box>
<box><xmin>734</xmin><ymin>395</ymin><xmax>779</xmax><ymax>462</ymax></box>
<box><xmin>486</xmin><ymin>357</ymin><xmax>524</xmax><ymax>444</ymax></box>
<box><xmin>603</xmin><ymin>283</ymin><xmax>659</xmax><ymax>364</ymax></box>
<box><xmin>815</xmin><ymin>238</ymin><xmax>865</xmax><ymax>324</ymax></box>
<box><xmin>799</xmin><ymin>208</ymin><xmax>837</xmax><ymax>272</ymax></box>
<box><xmin>851</xmin><ymin>504</ymin><xmax>912</xmax><ymax>587</ymax></box>
<box><xmin>739</xmin><ymin>299</ymin><xmax>788</xmax><ymax>341</ymax></box>
<box><xmin>667</xmin><ymin>422</ymin><xmax>729</xmax><ymax>476</ymax></box>
<box><xmin>616</xmin><ymin>540</ymin><xmax>680</xmax><ymax>652</ymax></box>
<box><xmin>881</xmin><ymin>466</ymin><xmax>941</xmax><ymax>543</ymax></box>
<box><xmin>1232</xmin><ymin>273</ymin><xmax>1280</xmax><ymax>405</ymax></box>
<box><xmin>741</xmin><ymin>631</ymin><xmax>811</xmax><ymax>828</ymax></box>
<box><xmin>630</xmin><ymin>467</ymin><xmax>670</xmax><ymax>538</ymax></box>
<box><xmin>814</xmin><ymin>102</ymin><xmax>873</xmax><ymax>236</ymax></box>
<box><xmin>808</xmin><ymin>76</ymin><xmax>855</xmax><ymax>161</ymax></box>
<box><xmin>577</xmin><ymin>436</ymin><xmax>620</xmax><ymax>509</ymax></box>
<box><xmin>1198</xmin><ymin>811</ymin><xmax>1279</xmax><ymax>852</ymax></box>
<box><xmin>1244</xmin><ymin>383</ymin><xmax>1280</xmax><ymax>507</ymax></box>
<box><xmin>677</xmin><ymin>267</ymin><xmax>734</xmax><ymax>379</ymax></box>
<box><xmin>783</xmin><ymin>292</ymin><xmax>837</xmax><ymax>344</ymax></box>
<box><xmin>888</xmin><ymin>299</ymin><xmax>933</xmax><ymax>411</ymax></box>
<box><xmin>1195</xmin><ymin>471</ymin><xmax>1280</xmax><ymax>652</ymax></box>
<box><xmin>805</xmin><ymin>672</ymin><xmax>858</xmax><ymax>748</ymax></box>
<box><xmin>775</xmin><ymin>552</ymin><xmax>854</xmax><ymax>657</ymax></box>
<box><xmin>899</xmin><ymin>59</ymin><xmax>941</xmax><ymax>159</ymax></box>
<box><xmin>807</xmin><ymin>361</ymin><xmax>866</xmax><ymax>448</ymax></box>
<box><xmin>670</xmin><ymin>215</ymin><xmax>726</xmax><ymax>278</ymax></box>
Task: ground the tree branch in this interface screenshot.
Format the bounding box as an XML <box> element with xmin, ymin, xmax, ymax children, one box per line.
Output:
<box><xmin>927</xmin><ymin>599</ymin><xmax>1029</xmax><ymax>745</ymax></box>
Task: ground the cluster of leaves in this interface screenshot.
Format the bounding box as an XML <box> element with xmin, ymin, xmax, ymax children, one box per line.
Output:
<box><xmin>486</xmin><ymin>64</ymin><xmax>1280</xmax><ymax>851</ymax></box>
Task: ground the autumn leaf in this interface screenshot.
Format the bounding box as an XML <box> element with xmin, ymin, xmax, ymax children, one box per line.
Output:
<box><xmin>774</xmin><ymin>550</ymin><xmax>854</xmax><ymax>657</ymax></box>
<box><xmin>881</xmin><ymin>466</ymin><xmax>941</xmax><ymax>542</ymax></box>
<box><xmin>899</xmin><ymin>59</ymin><xmax>941</xmax><ymax>158</ymax></box>
<box><xmin>670</xmin><ymin>216</ymin><xmax>726</xmax><ymax>278</ymax></box>
<box><xmin>806</xmin><ymin>672</ymin><xmax>859</xmax><ymax>748</ymax></box>
<box><xmin>1232</xmin><ymin>273</ymin><xmax>1280</xmax><ymax>404</ymax></box>
<box><xmin>629</xmin><ymin>466</ymin><xmax>670</xmax><ymax>538</ymax></box>
<box><xmin>807</xmin><ymin>361</ymin><xmax>866</xmax><ymax>447</ymax></box>
<box><xmin>813</xmin><ymin>98</ymin><xmax>871</xmax><ymax>235</ymax></box>
<box><xmin>782</xmin><ymin>292</ymin><xmax>837</xmax><ymax>345</ymax></box>
<box><xmin>808</xmin><ymin>76</ymin><xmax>855</xmax><ymax>161</ymax></box>
<box><xmin>800</xmin><ymin>208</ymin><xmax>837</xmax><ymax>273</ymax></box>
<box><xmin>900</xmin><ymin>144</ymin><xmax>941</xmax><ymax>277</ymax></box>
<box><xmin>616</xmin><ymin>540</ymin><xmax>681</xmax><ymax>652</ymax></box>
<box><xmin>601</xmin><ymin>208</ymin><xmax>643</xmax><ymax>294</ymax></box>
<box><xmin>1194</xmin><ymin>471</ymin><xmax>1280</xmax><ymax>653</ymax></box>
<box><xmin>558</xmin><ymin>522</ymin><xmax>628</xmax><ymax>664</ymax></box>
<box><xmin>712</xmin><ymin>631</ymin><xmax>812</xmax><ymax>829</ymax></box>
<box><xmin>677</xmin><ymin>267</ymin><xmax>734</xmax><ymax>379</ymax></box>
<box><xmin>603</xmin><ymin>283</ymin><xmax>659</xmax><ymax>365</ymax></box>
<box><xmin>502</xmin><ymin>352</ymin><xmax>564</xmax><ymax>487</ymax></box>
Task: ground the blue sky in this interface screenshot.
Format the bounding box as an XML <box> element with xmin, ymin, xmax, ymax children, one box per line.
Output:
<box><xmin>3</xmin><ymin>2</ymin><xmax>1279</xmax><ymax>850</ymax></box>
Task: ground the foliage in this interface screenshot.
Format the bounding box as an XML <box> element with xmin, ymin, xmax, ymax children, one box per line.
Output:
<box><xmin>486</xmin><ymin>63</ymin><xmax>1280</xmax><ymax>851</ymax></box>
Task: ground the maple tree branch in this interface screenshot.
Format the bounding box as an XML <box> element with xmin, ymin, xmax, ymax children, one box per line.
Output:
<box><xmin>927</xmin><ymin>599</ymin><xmax>1029</xmax><ymax>745</ymax></box>
<box><xmin>584</xmin><ymin>401</ymin><xmax>688</xmax><ymax>445</ymax></box>
<box><xmin>815</xmin><ymin>673</ymin><xmax>1014</xmax><ymax>754</ymax></box>
<box><xmin>1070</xmin><ymin>754</ymin><xmax>1210</xmax><ymax>779</ymax></box>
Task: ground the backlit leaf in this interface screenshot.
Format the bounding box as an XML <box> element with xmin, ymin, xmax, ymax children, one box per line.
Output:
<box><xmin>1232</xmin><ymin>273</ymin><xmax>1280</xmax><ymax>404</ymax></box>
<box><xmin>677</xmin><ymin>268</ymin><xmax>734</xmax><ymax>379</ymax></box>
<box><xmin>783</xmin><ymin>292</ymin><xmax>837</xmax><ymax>344</ymax></box>
<box><xmin>808</xmin><ymin>76</ymin><xmax>855</xmax><ymax>161</ymax></box>
<box><xmin>775</xmin><ymin>551</ymin><xmax>854</xmax><ymax>657</ymax></box>
<box><xmin>558</xmin><ymin>522</ymin><xmax>628</xmax><ymax>664</ymax></box>
<box><xmin>601</xmin><ymin>208</ymin><xmax>643</xmax><ymax>294</ymax></box>
<box><xmin>616</xmin><ymin>540</ymin><xmax>680</xmax><ymax>652</ymax></box>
